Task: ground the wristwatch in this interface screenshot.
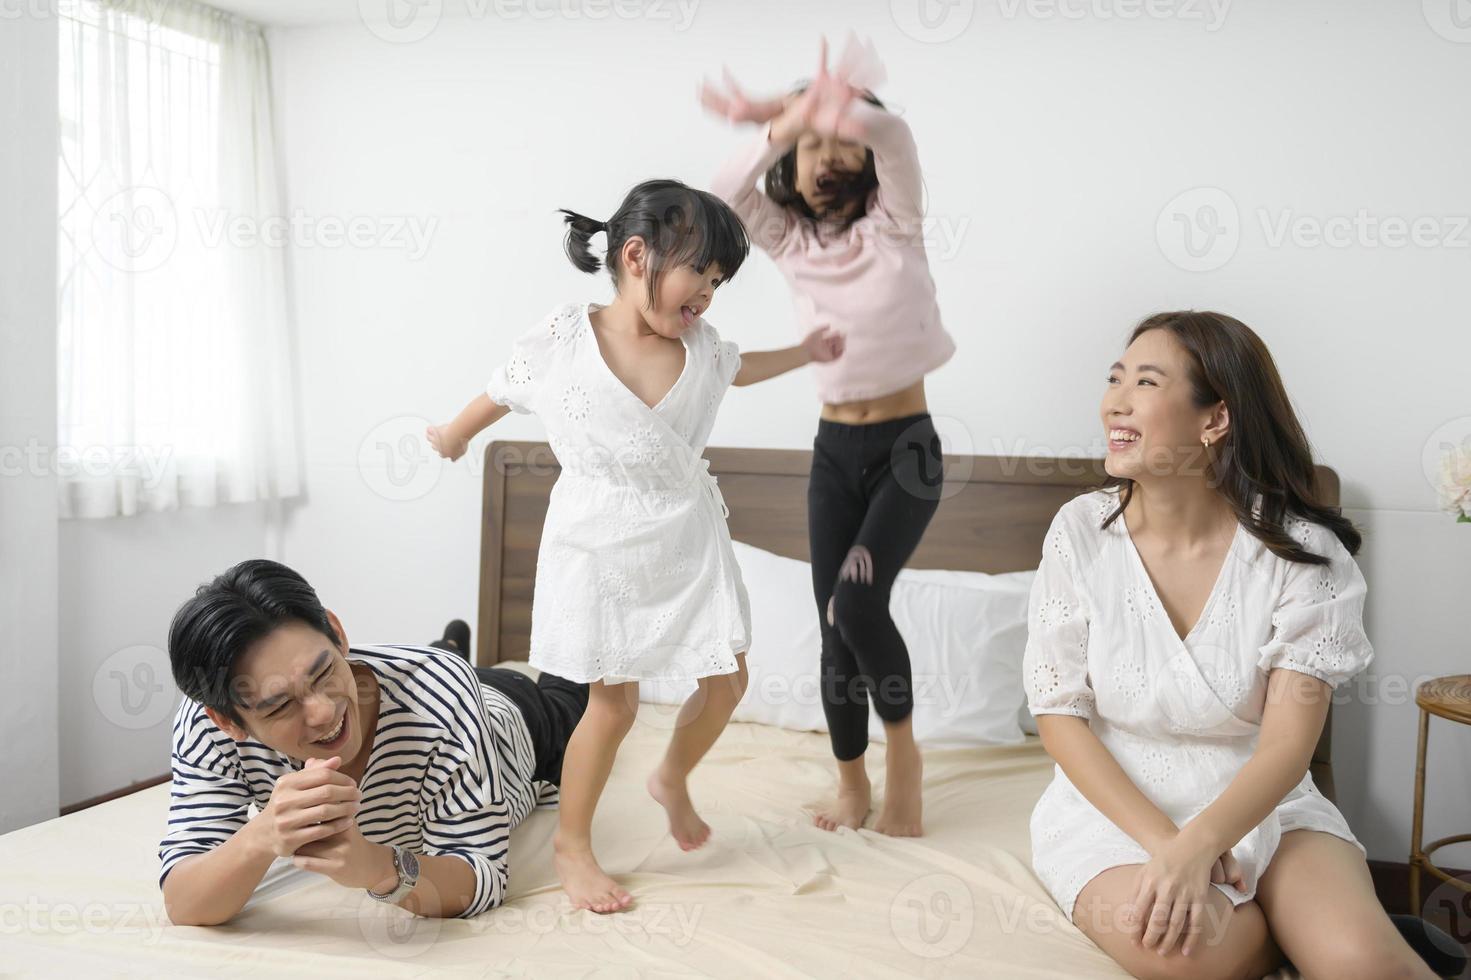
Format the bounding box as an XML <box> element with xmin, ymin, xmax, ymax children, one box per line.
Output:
<box><xmin>366</xmin><ymin>844</ymin><xmax>420</xmax><ymax>904</ymax></box>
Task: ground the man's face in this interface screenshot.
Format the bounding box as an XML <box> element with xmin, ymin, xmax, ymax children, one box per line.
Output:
<box><xmin>207</xmin><ymin>616</ymin><xmax>369</xmax><ymax>764</ymax></box>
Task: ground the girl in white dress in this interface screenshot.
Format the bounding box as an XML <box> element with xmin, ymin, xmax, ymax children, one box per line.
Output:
<box><xmin>1024</xmin><ymin>312</ymin><xmax>1435</xmax><ymax>978</ymax></box>
<box><xmin>427</xmin><ymin>179</ymin><xmax>842</xmax><ymax>914</ymax></box>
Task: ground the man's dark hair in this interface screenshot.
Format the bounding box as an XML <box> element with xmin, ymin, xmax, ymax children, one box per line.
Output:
<box><xmin>168</xmin><ymin>559</ymin><xmax>336</xmax><ymax>724</ymax></box>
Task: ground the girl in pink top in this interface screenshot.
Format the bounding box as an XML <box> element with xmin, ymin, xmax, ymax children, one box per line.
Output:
<box><xmin>704</xmin><ymin>37</ymin><xmax>954</xmax><ymax>837</ymax></box>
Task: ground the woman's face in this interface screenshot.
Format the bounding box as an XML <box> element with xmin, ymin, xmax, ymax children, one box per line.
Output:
<box><xmin>1100</xmin><ymin>328</ymin><xmax>1226</xmax><ymax>482</ymax></box>
<box><xmin>794</xmin><ymin>131</ymin><xmax>868</xmax><ymax>220</ymax></box>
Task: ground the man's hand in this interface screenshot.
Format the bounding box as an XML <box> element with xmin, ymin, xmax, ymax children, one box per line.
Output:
<box><xmin>291</xmin><ymin>821</ymin><xmax>396</xmax><ymax>892</ymax></box>
<box><xmin>252</xmin><ymin>755</ymin><xmax>361</xmax><ymax>858</ymax></box>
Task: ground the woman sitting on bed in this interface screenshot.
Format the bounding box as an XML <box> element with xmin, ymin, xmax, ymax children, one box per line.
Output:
<box><xmin>1023</xmin><ymin>311</ymin><xmax>1436</xmax><ymax>979</ymax></box>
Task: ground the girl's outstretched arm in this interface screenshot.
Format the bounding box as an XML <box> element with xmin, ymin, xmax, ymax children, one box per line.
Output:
<box><xmin>732</xmin><ymin>326</ymin><xmax>844</xmax><ymax>387</ymax></box>
<box><xmin>428</xmin><ymin>394</ymin><xmax>510</xmax><ymax>461</ymax></box>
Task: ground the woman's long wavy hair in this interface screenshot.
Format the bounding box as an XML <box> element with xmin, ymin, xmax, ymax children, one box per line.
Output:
<box><xmin>1099</xmin><ymin>311</ymin><xmax>1361</xmax><ymax>564</ymax></box>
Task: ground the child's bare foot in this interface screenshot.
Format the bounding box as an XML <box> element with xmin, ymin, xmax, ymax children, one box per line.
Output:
<box><xmin>552</xmin><ymin>834</ymin><xmax>632</xmax><ymax>913</ymax></box>
<box><xmin>647</xmin><ymin>767</ymin><xmax>712</xmax><ymax>851</ymax></box>
<box><xmin>811</xmin><ymin>774</ymin><xmax>871</xmax><ymax>832</ymax></box>
<box><xmin>874</xmin><ymin>740</ymin><xmax>923</xmax><ymax>837</ymax></box>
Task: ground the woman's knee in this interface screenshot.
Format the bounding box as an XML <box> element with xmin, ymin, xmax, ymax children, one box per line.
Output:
<box><xmin>1292</xmin><ymin>933</ymin><xmax>1428</xmax><ymax>980</ymax></box>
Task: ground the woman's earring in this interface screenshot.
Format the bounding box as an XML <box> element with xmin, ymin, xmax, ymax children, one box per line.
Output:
<box><xmin>1202</xmin><ymin>437</ymin><xmax>1211</xmax><ymax>448</ymax></box>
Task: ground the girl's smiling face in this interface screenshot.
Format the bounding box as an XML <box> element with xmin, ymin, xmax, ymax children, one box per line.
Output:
<box><xmin>614</xmin><ymin>232</ymin><xmax>726</xmax><ymax>340</ymax></box>
<box><xmin>1101</xmin><ymin>328</ymin><xmax>1229</xmax><ymax>482</ymax></box>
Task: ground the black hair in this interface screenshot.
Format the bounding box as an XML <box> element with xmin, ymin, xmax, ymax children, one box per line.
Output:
<box><xmin>559</xmin><ymin>178</ymin><xmax>749</xmax><ymax>308</ymax></box>
<box><xmin>167</xmin><ymin>559</ymin><xmax>337</xmax><ymax>725</ymax></box>
<box><xmin>1099</xmin><ymin>311</ymin><xmax>1361</xmax><ymax>563</ymax></box>
<box><xmin>763</xmin><ymin>88</ymin><xmax>886</xmax><ymax>231</ymax></box>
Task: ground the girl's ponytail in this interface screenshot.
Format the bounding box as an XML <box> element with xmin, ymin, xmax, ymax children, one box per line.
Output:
<box><xmin>558</xmin><ymin>209</ymin><xmax>606</xmax><ymax>274</ymax></box>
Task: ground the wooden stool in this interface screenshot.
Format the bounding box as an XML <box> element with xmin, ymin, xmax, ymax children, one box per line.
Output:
<box><xmin>1409</xmin><ymin>674</ymin><xmax>1471</xmax><ymax>914</ymax></box>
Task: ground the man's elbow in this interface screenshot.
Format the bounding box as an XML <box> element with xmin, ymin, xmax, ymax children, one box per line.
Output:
<box><xmin>163</xmin><ymin>894</ymin><xmax>235</xmax><ymax>927</ymax></box>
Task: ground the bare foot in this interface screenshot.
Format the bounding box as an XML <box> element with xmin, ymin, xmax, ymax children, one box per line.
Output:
<box><xmin>552</xmin><ymin>834</ymin><xmax>633</xmax><ymax>913</ymax></box>
<box><xmin>811</xmin><ymin>777</ymin><xmax>871</xmax><ymax>832</ymax></box>
<box><xmin>874</xmin><ymin>741</ymin><xmax>923</xmax><ymax>837</ymax></box>
<box><xmin>647</xmin><ymin>767</ymin><xmax>712</xmax><ymax>851</ymax></box>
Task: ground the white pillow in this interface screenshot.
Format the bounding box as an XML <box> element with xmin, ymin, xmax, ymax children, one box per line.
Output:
<box><xmin>639</xmin><ymin>540</ymin><xmax>1036</xmax><ymax>747</ymax></box>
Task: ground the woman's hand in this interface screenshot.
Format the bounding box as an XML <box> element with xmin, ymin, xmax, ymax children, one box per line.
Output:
<box><xmin>1125</xmin><ymin>835</ymin><xmax>1222</xmax><ymax>958</ymax></box>
<box><xmin>800</xmin><ymin>324</ymin><xmax>845</xmax><ymax>364</ymax></box>
<box><xmin>1209</xmin><ymin>849</ymin><xmax>1247</xmax><ymax>891</ymax></box>
<box><xmin>426</xmin><ymin>422</ymin><xmax>468</xmax><ymax>462</ymax></box>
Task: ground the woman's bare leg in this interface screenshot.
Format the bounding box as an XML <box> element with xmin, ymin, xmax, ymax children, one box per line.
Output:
<box><xmin>1071</xmin><ymin>864</ymin><xmax>1284</xmax><ymax>980</ymax></box>
<box><xmin>1256</xmin><ymin>830</ymin><xmax>1436</xmax><ymax>980</ymax></box>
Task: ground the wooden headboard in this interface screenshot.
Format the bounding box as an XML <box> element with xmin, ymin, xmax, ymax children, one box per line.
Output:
<box><xmin>476</xmin><ymin>440</ymin><xmax>1342</xmax><ymax>799</ymax></box>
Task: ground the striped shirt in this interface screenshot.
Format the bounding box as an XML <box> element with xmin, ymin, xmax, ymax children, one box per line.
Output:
<box><xmin>159</xmin><ymin>645</ymin><xmax>548</xmax><ymax>917</ymax></box>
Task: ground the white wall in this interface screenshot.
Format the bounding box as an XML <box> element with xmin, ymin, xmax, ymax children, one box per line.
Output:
<box><xmin>264</xmin><ymin>0</ymin><xmax>1470</xmax><ymax>865</ymax></box>
<box><xmin>57</xmin><ymin>506</ymin><xmax>272</xmax><ymax>806</ymax></box>
<box><xmin>1</xmin><ymin>7</ymin><xmax>61</xmax><ymax>831</ymax></box>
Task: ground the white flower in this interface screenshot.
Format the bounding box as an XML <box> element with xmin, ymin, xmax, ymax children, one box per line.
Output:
<box><xmin>1437</xmin><ymin>445</ymin><xmax>1471</xmax><ymax>521</ymax></box>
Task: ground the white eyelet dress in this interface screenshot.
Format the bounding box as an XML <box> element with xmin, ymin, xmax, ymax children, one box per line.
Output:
<box><xmin>1022</xmin><ymin>490</ymin><xmax>1374</xmax><ymax>920</ymax></box>
<box><xmin>486</xmin><ymin>301</ymin><xmax>751</xmax><ymax>685</ymax></box>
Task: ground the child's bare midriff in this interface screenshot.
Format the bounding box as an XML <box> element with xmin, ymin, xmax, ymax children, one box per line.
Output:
<box><xmin>819</xmin><ymin>378</ymin><xmax>927</xmax><ymax>425</ymax></box>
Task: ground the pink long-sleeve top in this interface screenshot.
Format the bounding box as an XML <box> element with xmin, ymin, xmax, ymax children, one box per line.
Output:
<box><xmin>710</xmin><ymin>102</ymin><xmax>955</xmax><ymax>404</ymax></box>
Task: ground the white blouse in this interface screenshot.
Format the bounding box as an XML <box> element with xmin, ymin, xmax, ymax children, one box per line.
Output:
<box><xmin>1022</xmin><ymin>489</ymin><xmax>1373</xmax><ymax>920</ymax></box>
<box><xmin>486</xmin><ymin>301</ymin><xmax>751</xmax><ymax>685</ymax></box>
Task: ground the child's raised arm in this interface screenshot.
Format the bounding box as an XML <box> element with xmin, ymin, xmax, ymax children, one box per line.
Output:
<box><xmin>732</xmin><ymin>325</ymin><xmax>844</xmax><ymax>387</ymax></box>
<box><xmin>428</xmin><ymin>395</ymin><xmax>510</xmax><ymax>462</ymax></box>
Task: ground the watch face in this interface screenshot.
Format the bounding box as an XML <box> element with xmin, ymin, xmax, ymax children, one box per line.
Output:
<box><xmin>401</xmin><ymin>848</ymin><xmax>420</xmax><ymax>880</ymax></box>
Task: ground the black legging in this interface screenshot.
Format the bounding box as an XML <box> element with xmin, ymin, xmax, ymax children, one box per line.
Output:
<box><xmin>808</xmin><ymin>412</ymin><xmax>943</xmax><ymax>762</ymax></box>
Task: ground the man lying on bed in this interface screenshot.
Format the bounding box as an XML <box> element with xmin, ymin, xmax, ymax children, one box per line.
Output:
<box><xmin>158</xmin><ymin>559</ymin><xmax>588</xmax><ymax>925</ymax></box>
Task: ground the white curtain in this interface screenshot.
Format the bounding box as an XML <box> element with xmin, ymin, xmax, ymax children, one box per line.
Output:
<box><xmin>57</xmin><ymin>0</ymin><xmax>300</xmax><ymax>518</ymax></box>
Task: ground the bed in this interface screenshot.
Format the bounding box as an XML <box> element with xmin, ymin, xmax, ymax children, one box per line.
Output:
<box><xmin>0</xmin><ymin>442</ymin><xmax>1340</xmax><ymax>977</ymax></box>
